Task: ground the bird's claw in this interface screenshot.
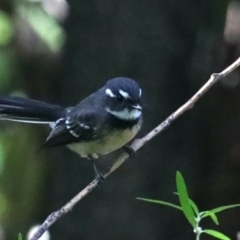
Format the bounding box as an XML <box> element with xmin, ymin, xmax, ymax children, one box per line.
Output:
<box><xmin>95</xmin><ymin>173</ymin><xmax>105</xmax><ymax>185</ymax></box>
<box><xmin>122</xmin><ymin>146</ymin><xmax>136</xmax><ymax>158</ymax></box>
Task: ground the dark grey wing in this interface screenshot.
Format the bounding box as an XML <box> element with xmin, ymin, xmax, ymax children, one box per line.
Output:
<box><xmin>42</xmin><ymin>108</ymin><xmax>104</xmax><ymax>148</ymax></box>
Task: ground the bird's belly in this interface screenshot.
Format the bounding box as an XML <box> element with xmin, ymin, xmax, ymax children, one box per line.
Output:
<box><xmin>67</xmin><ymin>125</ymin><xmax>140</xmax><ymax>159</ymax></box>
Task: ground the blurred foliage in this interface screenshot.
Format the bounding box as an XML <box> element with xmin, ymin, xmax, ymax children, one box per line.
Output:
<box><xmin>0</xmin><ymin>125</ymin><xmax>50</xmax><ymax>239</ymax></box>
<box><xmin>0</xmin><ymin>0</ymin><xmax>65</xmax><ymax>239</ymax></box>
<box><xmin>0</xmin><ymin>10</ymin><xmax>13</xmax><ymax>46</ymax></box>
<box><xmin>18</xmin><ymin>233</ymin><xmax>23</xmax><ymax>240</ymax></box>
<box><xmin>16</xmin><ymin>3</ymin><xmax>65</xmax><ymax>52</ymax></box>
<box><xmin>0</xmin><ymin>51</ymin><xmax>13</xmax><ymax>91</ymax></box>
<box><xmin>0</xmin><ymin>10</ymin><xmax>13</xmax><ymax>91</ymax></box>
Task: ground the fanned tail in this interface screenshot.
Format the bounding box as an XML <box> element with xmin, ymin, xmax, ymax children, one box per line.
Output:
<box><xmin>0</xmin><ymin>96</ymin><xmax>63</xmax><ymax>124</ymax></box>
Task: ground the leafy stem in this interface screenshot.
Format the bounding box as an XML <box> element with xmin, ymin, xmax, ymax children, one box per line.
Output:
<box><xmin>137</xmin><ymin>171</ymin><xmax>240</xmax><ymax>240</ymax></box>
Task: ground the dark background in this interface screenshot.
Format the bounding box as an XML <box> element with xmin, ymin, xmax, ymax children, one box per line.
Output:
<box><xmin>1</xmin><ymin>0</ymin><xmax>240</xmax><ymax>239</ymax></box>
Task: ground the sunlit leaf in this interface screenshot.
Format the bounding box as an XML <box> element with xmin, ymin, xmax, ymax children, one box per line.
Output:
<box><xmin>137</xmin><ymin>198</ymin><xmax>182</xmax><ymax>210</ymax></box>
<box><xmin>18</xmin><ymin>233</ymin><xmax>23</xmax><ymax>240</ymax></box>
<box><xmin>0</xmin><ymin>10</ymin><xmax>13</xmax><ymax>46</ymax></box>
<box><xmin>17</xmin><ymin>5</ymin><xmax>65</xmax><ymax>52</ymax></box>
<box><xmin>176</xmin><ymin>172</ymin><xmax>196</xmax><ymax>227</ymax></box>
<box><xmin>204</xmin><ymin>229</ymin><xmax>230</xmax><ymax>240</ymax></box>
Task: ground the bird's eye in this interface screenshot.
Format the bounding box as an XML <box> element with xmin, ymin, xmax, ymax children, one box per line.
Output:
<box><xmin>128</xmin><ymin>98</ymin><xmax>134</xmax><ymax>104</ymax></box>
<box><xmin>117</xmin><ymin>94</ymin><xmax>124</xmax><ymax>102</ymax></box>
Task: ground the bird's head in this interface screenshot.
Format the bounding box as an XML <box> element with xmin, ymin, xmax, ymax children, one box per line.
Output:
<box><xmin>104</xmin><ymin>77</ymin><xmax>142</xmax><ymax>121</ymax></box>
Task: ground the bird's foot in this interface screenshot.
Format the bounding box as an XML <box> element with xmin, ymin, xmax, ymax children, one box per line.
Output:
<box><xmin>89</xmin><ymin>157</ymin><xmax>105</xmax><ymax>184</ymax></box>
<box><xmin>122</xmin><ymin>145</ymin><xmax>136</xmax><ymax>158</ymax></box>
<box><xmin>95</xmin><ymin>172</ymin><xmax>105</xmax><ymax>184</ymax></box>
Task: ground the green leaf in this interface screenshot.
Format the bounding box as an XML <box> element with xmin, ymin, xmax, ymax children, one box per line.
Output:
<box><xmin>18</xmin><ymin>233</ymin><xmax>23</xmax><ymax>240</ymax></box>
<box><xmin>189</xmin><ymin>199</ymin><xmax>199</xmax><ymax>216</ymax></box>
<box><xmin>137</xmin><ymin>198</ymin><xmax>182</xmax><ymax>210</ymax></box>
<box><xmin>174</xmin><ymin>192</ymin><xmax>199</xmax><ymax>215</ymax></box>
<box><xmin>202</xmin><ymin>204</ymin><xmax>240</xmax><ymax>218</ymax></box>
<box><xmin>204</xmin><ymin>229</ymin><xmax>230</xmax><ymax>240</ymax></box>
<box><xmin>209</xmin><ymin>213</ymin><xmax>219</xmax><ymax>225</ymax></box>
<box><xmin>176</xmin><ymin>171</ymin><xmax>196</xmax><ymax>227</ymax></box>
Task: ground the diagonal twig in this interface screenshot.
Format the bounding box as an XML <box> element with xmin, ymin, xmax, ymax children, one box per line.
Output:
<box><xmin>30</xmin><ymin>57</ymin><xmax>240</xmax><ymax>240</ymax></box>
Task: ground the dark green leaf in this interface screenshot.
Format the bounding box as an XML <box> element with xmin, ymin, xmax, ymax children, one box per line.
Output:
<box><xmin>137</xmin><ymin>198</ymin><xmax>182</xmax><ymax>210</ymax></box>
<box><xmin>202</xmin><ymin>204</ymin><xmax>240</xmax><ymax>218</ymax></box>
<box><xmin>176</xmin><ymin>171</ymin><xmax>196</xmax><ymax>227</ymax></box>
<box><xmin>204</xmin><ymin>229</ymin><xmax>230</xmax><ymax>240</ymax></box>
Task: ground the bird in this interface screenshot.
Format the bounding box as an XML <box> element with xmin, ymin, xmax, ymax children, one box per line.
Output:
<box><xmin>0</xmin><ymin>77</ymin><xmax>143</xmax><ymax>182</ymax></box>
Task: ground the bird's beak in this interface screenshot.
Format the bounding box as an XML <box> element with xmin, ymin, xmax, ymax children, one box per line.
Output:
<box><xmin>131</xmin><ymin>104</ymin><xmax>142</xmax><ymax>111</ymax></box>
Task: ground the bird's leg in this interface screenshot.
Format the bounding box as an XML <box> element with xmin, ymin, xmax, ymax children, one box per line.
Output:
<box><xmin>122</xmin><ymin>145</ymin><xmax>136</xmax><ymax>158</ymax></box>
<box><xmin>89</xmin><ymin>157</ymin><xmax>105</xmax><ymax>184</ymax></box>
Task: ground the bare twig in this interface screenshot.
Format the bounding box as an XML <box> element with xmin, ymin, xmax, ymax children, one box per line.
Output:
<box><xmin>30</xmin><ymin>57</ymin><xmax>240</xmax><ymax>240</ymax></box>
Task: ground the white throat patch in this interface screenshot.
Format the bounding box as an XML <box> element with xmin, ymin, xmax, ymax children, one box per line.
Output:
<box><xmin>106</xmin><ymin>108</ymin><xmax>141</xmax><ymax>120</ymax></box>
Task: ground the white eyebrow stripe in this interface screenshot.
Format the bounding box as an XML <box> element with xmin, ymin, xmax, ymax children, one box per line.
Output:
<box><xmin>105</xmin><ymin>88</ymin><xmax>116</xmax><ymax>97</ymax></box>
<box><xmin>139</xmin><ymin>88</ymin><xmax>142</xmax><ymax>97</ymax></box>
<box><xmin>119</xmin><ymin>90</ymin><xmax>130</xmax><ymax>99</ymax></box>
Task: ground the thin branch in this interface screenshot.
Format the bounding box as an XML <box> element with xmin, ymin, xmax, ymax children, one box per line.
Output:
<box><xmin>30</xmin><ymin>57</ymin><xmax>240</xmax><ymax>240</ymax></box>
